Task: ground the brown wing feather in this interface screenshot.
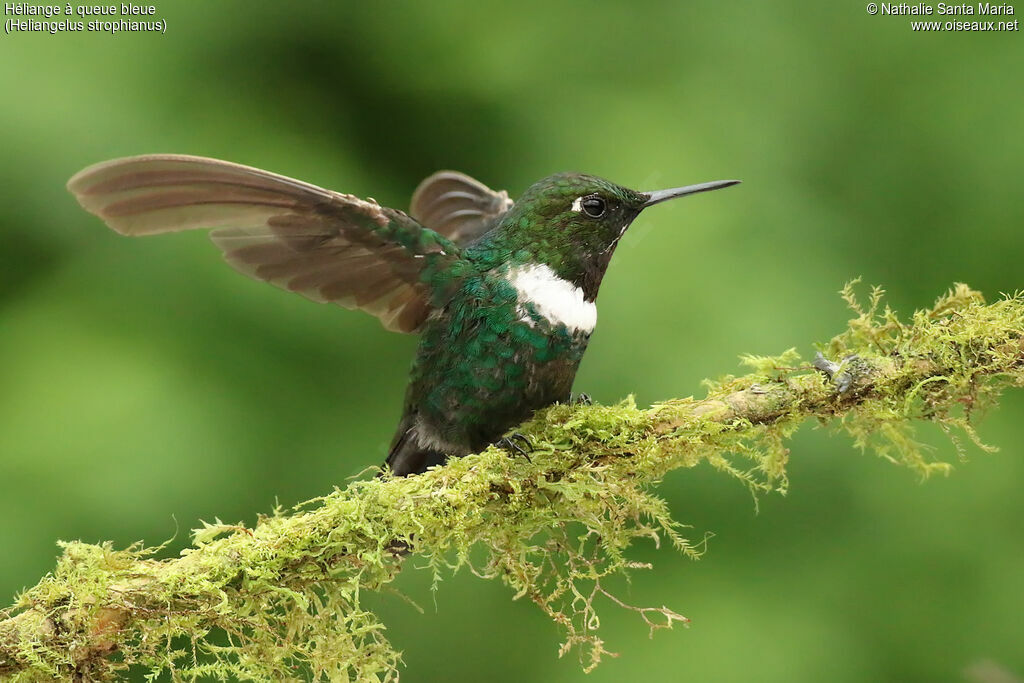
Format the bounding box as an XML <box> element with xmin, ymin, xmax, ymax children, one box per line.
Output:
<box><xmin>409</xmin><ymin>170</ymin><xmax>513</xmax><ymax>245</ymax></box>
<box><xmin>68</xmin><ymin>154</ymin><xmax>461</xmax><ymax>333</ymax></box>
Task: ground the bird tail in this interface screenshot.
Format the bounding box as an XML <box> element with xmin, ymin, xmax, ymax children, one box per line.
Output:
<box><xmin>384</xmin><ymin>416</ymin><xmax>447</xmax><ymax>477</ymax></box>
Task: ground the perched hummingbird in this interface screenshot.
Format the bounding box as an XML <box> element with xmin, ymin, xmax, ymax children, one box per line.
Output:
<box><xmin>67</xmin><ymin>156</ymin><xmax>738</xmax><ymax>476</ymax></box>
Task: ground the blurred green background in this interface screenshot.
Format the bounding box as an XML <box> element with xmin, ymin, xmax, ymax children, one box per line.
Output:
<box><xmin>2</xmin><ymin>2</ymin><xmax>1022</xmax><ymax>681</ymax></box>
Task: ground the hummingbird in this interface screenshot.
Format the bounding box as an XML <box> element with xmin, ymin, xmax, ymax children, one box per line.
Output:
<box><xmin>67</xmin><ymin>155</ymin><xmax>738</xmax><ymax>476</ymax></box>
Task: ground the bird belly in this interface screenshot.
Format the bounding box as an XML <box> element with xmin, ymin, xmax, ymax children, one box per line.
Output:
<box><xmin>405</xmin><ymin>282</ymin><xmax>591</xmax><ymax>455</ymax></box>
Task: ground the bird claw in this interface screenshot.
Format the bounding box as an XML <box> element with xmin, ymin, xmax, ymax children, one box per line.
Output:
<box><xmin>498</xmin><ymin>432</ymin><xmax>533</xmax><ymax>461</ymax></box>
<box><xmin>571</xmin><ymin>392</ymin><xmax>593</xmax><ymax>406</ymax></box>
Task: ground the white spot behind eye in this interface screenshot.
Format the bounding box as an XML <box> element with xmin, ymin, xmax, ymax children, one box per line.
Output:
<box><xmin>571</xmin><ymin>196</ymin><xmax>583</xmax><ymax>212</ymax></box>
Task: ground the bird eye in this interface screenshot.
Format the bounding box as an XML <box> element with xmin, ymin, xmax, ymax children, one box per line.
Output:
<box><xmin>580</xmin><ymin>196</ymin><xmax>605</xmax><ymax>218</ymax></box>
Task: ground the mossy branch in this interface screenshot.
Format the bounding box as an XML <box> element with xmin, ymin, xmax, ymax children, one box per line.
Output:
<box><xmin>2</xmin><ymin>284</ymin><xmax>1023</xmax><ymax>681</ymax></box>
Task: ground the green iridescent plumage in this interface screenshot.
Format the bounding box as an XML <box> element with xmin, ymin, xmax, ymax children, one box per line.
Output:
<box><xmin>66</xmin><ymin>155</ymin><xmax>739</xmax><ymax>475</ymax></box>
<box><xmin>387</xmin><ymin>174</ymin><xmax>653</xmax><ymax>473</ymax></box>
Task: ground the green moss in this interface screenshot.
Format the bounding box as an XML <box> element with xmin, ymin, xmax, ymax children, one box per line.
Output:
<box><xmin>2</xmin><ymin>283</ymin><xmax>1022</xmax><ymax>681</ymax></box>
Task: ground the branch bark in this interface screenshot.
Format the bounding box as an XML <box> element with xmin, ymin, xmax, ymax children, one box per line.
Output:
<box><xmin>2</xmin><ymin>284</ymin><xmax>1022</xmax><ymax>681</ymax></box>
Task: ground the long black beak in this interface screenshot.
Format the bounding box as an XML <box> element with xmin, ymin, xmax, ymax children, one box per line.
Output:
<box><xmin>642</xmin><ymin>179</ymin><xmax>740</xmax><ymax>208</ymax></box>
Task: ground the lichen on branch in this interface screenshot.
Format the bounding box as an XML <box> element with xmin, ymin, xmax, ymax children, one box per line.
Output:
<box><xmin>1</xmin><ymin>283</ymin><xmax>1022</xmax><ymax>681</ymax></box>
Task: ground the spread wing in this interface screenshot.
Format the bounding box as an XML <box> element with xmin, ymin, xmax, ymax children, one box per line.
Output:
<box><xmin>409</xmin><ymin>170</ymin><xmax>513</xmax><ymax>245</ymax></box>
<box><xmin>67</xmin><ymin>155</ymin><xmax>466</xmax><ymax>334</ymax></box>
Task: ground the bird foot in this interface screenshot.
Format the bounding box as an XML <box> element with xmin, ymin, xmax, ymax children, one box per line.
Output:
<box><xmin>498</xmin><ymin>432</ymin><xmax>533</xmax><ymax>461</ymax></box>
<box><xmin>570</xmin><ymin>392</ymin><xmax>593</xmax><ymax>406</ymax></box>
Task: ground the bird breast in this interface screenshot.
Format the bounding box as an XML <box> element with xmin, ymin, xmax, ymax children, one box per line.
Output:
<box><xmin>506</xmin><ymin>263</ymin><xmax>597</xmax><ymax>334</ymax></box>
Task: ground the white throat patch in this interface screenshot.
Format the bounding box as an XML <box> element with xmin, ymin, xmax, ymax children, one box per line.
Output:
<box><xmin>507</xmin><ymin>264</ymin><xmax>597</xmax><ymax>334</ymax></box>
